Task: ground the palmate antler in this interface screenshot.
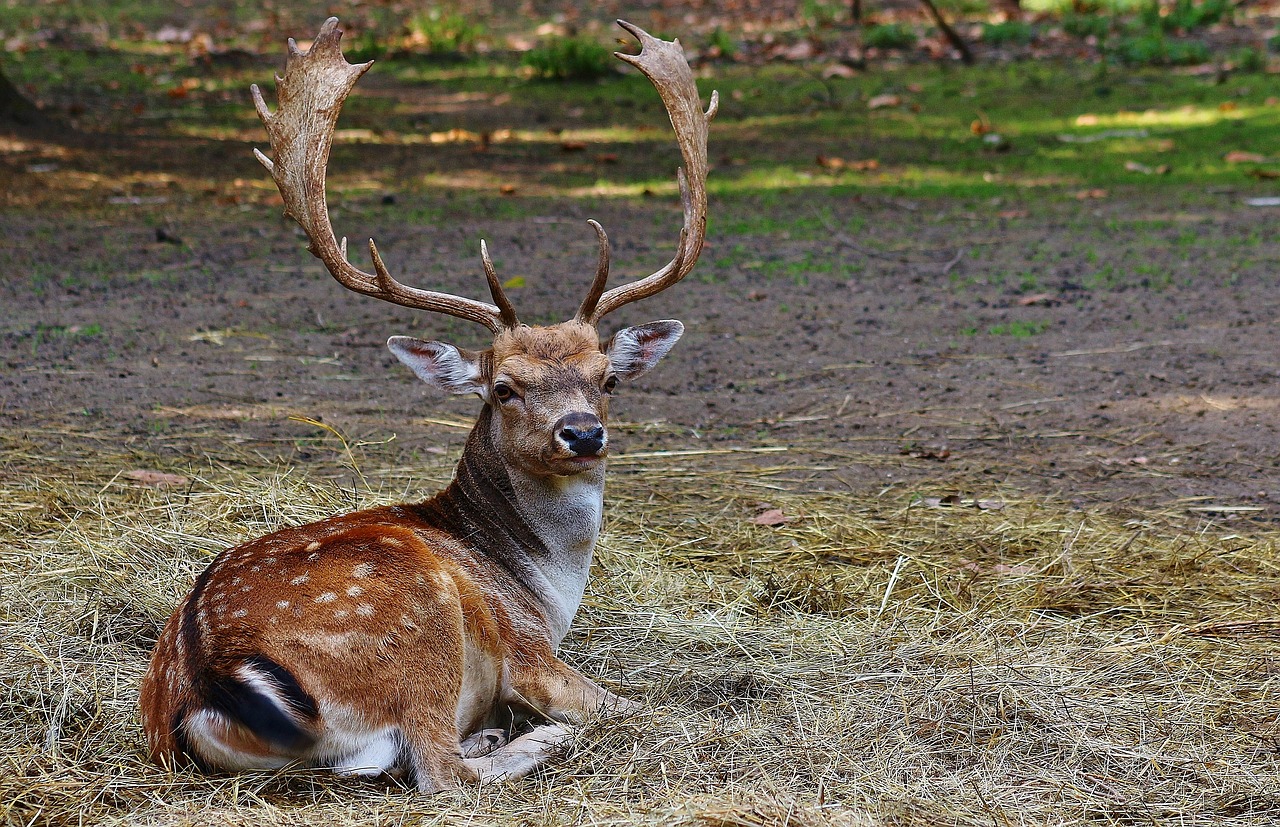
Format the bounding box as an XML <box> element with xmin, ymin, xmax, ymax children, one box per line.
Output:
<box><xmin>576</xmin><ymin>21</ymin><xmax>718</xmax><ymax>325</ymax></box>
<box><xmin>251</xmin><ymin>17</ymin><xmax>715</xmax><ymax>331</ymax></box>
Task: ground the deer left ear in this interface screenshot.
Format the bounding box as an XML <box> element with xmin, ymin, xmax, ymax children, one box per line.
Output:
<box><xmin>606</xmin><ymin>320</ymin><xmax>684</xmax><ymax>380</ymax></box>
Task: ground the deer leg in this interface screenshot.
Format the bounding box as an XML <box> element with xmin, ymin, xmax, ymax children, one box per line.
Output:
<box><xmin>459</xmin><ymin>727</ymin><xmax>509</xmax><ymax>758</ymax></box>
<box><xmin>508</xmin><ymin>655</ymin><xmax>641</xmax><ymax>725</ymax></box>
<box><xmin>460</xmin><ymin>722</ymin><xmax>573</xmax><ymax>783</ymax></box>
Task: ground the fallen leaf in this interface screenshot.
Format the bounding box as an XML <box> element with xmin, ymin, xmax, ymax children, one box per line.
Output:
<box><xmin>970</xmin><ymin>118</ymin><xmax>992</xmax><ymax>136</ymax></box>
<box><xmin>1074</xmin><ymin>113</ymin><xmax>1100</xmax><ymax>126</ymax></box>
<box><xmin>125</xmin><ymin>469</ymin><xmax>189</xmax><ymax>488</ymax></box>
<box><xmin>821</xmin><ymin>62</ymin><xmax>857</xmax><ymax>79</ymax></box>
<box><xmin>746</xmin><ymin>290</ymin><xmax>767</xmax><ymax>301</ymax></box>
<box><xmin>1224</xmin><ymin>150</ymin><xmax>1270</xmax><ymax>163</ymax></box>
<box><xmin>850</xmin><ymin>158</ymin><xmax>879</xmax><ymax>171</ymax></box>
<box><xmin>595</xmin><ymin>153</ymin><xmax>619</xmax><ymax>164</ymax></box>
<box><xmin>1074</xmin><ymin>188</ymin><xmax>1108</xmax><ymax>200</ymax></box>
<box><xmin>499</xmin><ymin>184</ymin><xmax>517</xmax><ymax>195</ymax></box>
<box><xmin>901</xmin><ymin>442</ymin><xmax>950</xmax><ymax>461</ymax></box>
<box><xmin>1017</xmin><ymin>292</ymin><xmax>1056</xmax><ymax>306</ymax></box>
<box><xmin>997</xmin><ymin>209</ymin><xmax>1028</xmax><ymax>219</ymax></box>
<box><xmin>868</xmin><ymin>93</ymin><xmax>901</xmax><ymax>110</ymax></box>
<box><xmin>751</xmin><ymin>508</ymin><xmax>791</xmax><ymax>526</ymax></box>
<box><xmin>1218</xmin><ymin>101</ymin><xmax>1239</xmax><ymax>112</ymax></box>
<box><xmin>502</xmin><ymin>276</ymin><xmax>525</xmax><ymax>289</ymax></box>
<box><xmin>816</xmin><ymin>154</ymin><xmax>846</xmax><ymax>170</ymax></box>
<box><xmin>560</xmin><ymin>140</ymin><xmax>587</xmax><ymax>152</ymax></box>
<box><xmin>1247</xmin><ymin>168</ymin><xmax>1280</xmax><ymax>179</ymax></box>
<box><xmin>1124</xmin><ymin>160</ymin><xmax>1170</xmax><ymax>175</ymax></box>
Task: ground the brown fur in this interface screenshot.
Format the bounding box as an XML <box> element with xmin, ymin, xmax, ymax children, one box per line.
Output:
<box><xmin>140</xmin><ymin>322</ymin><xmax>641</xmax><ymax>790</ymax></box>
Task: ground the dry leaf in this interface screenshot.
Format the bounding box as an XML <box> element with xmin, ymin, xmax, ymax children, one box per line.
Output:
<box><xmin>1074</xmin><ymin>188</ymin><xmax>1108</xmax><ymax>200</ymax></box>
<box><xmin>125</xmin><ymin>469</ymin><xmax>189</xmax><ymax>488</ymax></box>
<box><xmin>868</xmin><ymin>94</ymin><xmax>901</xmax><ymax>110</ymax></box>
<box><xmin>1247</xmin><ymin>168</ymin><xmax>1280</xmax><ymax>179</ymax></box>
<box><xmin>902</xmin><ymin>442</ymin><xmax>950</xmax><ymax>461</ymax></box>
<box><xmin>1218</xmin><ymin>101</ymin><xmax>1239</xmax><ymax>113</ymax></box>
<box><xmin>1074</xmin><ymin>113</ymin><xmax>1099</xmax><ymax>126</ymax></box>
<box><xmin>850</xmin><ymin>158</ymin><xmax>879</xmax><ymax>171</ymax></box>
<box><xmin>751</xmin><ymin>508</ymin><xmax>791</xmax><ymax>527</ymax></box>
<box><xmin>816</xmin><ymin>154</ymin><xmax>847</xmax><ymax>170</ymax></box>
<box><xmin>1124</xmin><ymin>160</ymin><xmax>1170</xmax><ymax>175</ymax></box>
<box><xmin>821</xmin><ymin>62</ymin><xmax>857</xmax><ymax>79</ymax></box>
<box><xmin>560</xmin><ymin>140</ymin><xmax>587</xmax><ymax>152</ymax></box>
<box><xmin>997</xmin><ymin>209</ymin><xmax>1028</xmax><ymax>219</ymax></box>
<box><xmin>499</xmin><ymin>184</ymin><xmax>517</xmax><ymax>195</ymax></box>
<box><xmin>970</xmin><ymin>118</ymin><xmax>992</xmax><ymax>136</ymax></box>
<box><xmin>1017</xmin><ymin>292</ymin><xmax>1056</xmax><ymax>306</ymax></box>
<box><xmin>1224</xmin><ymin>150</ymin><xmax>1270</xmax><ymax>164</ymax></box>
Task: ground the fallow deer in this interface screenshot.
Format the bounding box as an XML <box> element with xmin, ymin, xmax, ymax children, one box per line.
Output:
<box><xmin>139</xmin><ymin>18</ymin><xmax>716</xmax><ymax>792</ymax></box>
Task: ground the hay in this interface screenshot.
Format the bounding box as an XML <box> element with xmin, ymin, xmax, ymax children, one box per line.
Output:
<box><xmin>2</xmin><ymin>432</ymin><xmax>1279</xmax><ymax>826</ymax></box>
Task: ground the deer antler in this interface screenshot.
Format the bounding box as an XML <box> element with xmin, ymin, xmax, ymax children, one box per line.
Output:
<box><xmin>576</xmin><ymin>21</ymin><xmax>718</xmax><ymax>326</ymax></box>
<box><xmin>251</xmin><ymin>17</ymin><xmax>515</xmax><ymax>332</ymax></box>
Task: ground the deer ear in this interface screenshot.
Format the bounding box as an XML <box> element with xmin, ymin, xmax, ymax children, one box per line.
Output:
<box><xmin>388</xmin><ymin>337</ymin><xmax>486</xmax><ymax>397</ymax></box>
<box><xmin>606</xmin><ymin>320</ymin><xmax>684</xmax><ymax>380</ymax></box>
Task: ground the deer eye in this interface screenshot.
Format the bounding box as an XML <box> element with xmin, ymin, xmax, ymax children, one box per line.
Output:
<box><xmin>602</xmin><ymin>376</ymin><xmax>619</xmax><ymax>395</ymax></box>
<box><xmin>492</xmin><ymin>383</ymin><xmax>516</xmax><ymax>403</ymax></box>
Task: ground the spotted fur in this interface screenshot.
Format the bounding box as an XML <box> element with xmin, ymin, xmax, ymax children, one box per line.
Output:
<box><xmin>139</xmin><ymin>321</ymin><xmax>680</xmax><ymax>791</ymax></box>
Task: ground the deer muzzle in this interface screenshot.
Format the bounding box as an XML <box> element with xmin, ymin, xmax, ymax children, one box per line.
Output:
<box><xmin>555</xmin><ymin>412</ymin><xmax>606</xmax><ymax>457</ymax></box>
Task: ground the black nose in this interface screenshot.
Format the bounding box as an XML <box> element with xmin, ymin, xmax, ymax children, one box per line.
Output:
<box><xmin>555</xmin><ymin>412</ymin><xmax>605</xmax><ymax>457</ymax></box>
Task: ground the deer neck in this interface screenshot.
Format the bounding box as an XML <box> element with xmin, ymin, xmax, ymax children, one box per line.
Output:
<box><xmin>427</xmin><ymin>406</ymin><xmax>604</xmax><ymax>646</ymax></box>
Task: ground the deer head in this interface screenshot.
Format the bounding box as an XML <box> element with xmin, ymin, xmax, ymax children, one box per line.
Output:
<box><xmin>250</xmin><ymin>18</ymin><xmax>716</xmax><ymax>478</ymax></box>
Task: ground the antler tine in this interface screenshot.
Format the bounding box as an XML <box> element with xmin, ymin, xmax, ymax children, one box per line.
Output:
<box><xmin>581</xmin><ymin>20</ymin><xmax>718</xmax><ymax>325</ymax></box>
<box><xmin>574</xmin><ymin>219</ymin><xmax>611</xmax><ymax>323</ymax></box>
<box><xmin>480</xmin><ymin>240</ymin><xmax>520</xmax><ymax>328</ymax></box>
<box><xmin>252</xmin><ymin>17</ymin><xmax>508</xmax><ymax>333</ymax></box>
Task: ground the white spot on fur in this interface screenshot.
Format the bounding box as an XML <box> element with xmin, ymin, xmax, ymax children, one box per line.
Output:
<box><xmin>291</xmin><ymin>573</ymin><xmax>310</xmax><ymax>586</ymax></box>
<box><xmin>231</xmin><ymin>609</ymin><xmax>247</xmax><ymax>619</ymax></box>
<box><xmin>356</xmin><ymin>604</ymin><xmax>375</xmax><ymax>617</ymax></box>
<box><xmin>305</xmin><ymin>541</ymin><xmax>322</xmax><ymax>552</ymax></box>
<box><xmin>316</xmin><ymin>592</ymin><xmax>337</xmax><ymax>604</ymax></box>
<box><xmin>334</xmin><ymin>609</ymin><xmax>349</xmax><ymax>620</ymax></box>
<box><xmin>277</xmin><ymin>600</ymin><xmax>290</xmax><ymax>609</ymax></box>
<box><xmin>346</xmin><ymin>585</ymin><xmax>364</xmax><ymax>598</ymax></box>
<box><xmin>352</xmin><ymin>563</ymin><xmax>374</xmax><ymax>578</ymax></box>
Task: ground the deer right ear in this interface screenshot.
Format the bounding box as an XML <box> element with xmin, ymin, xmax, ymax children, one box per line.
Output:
<box><xmin>387</xmin><ymin>336</ymin><xmax>486</xmax><ymax>397</ymax></box>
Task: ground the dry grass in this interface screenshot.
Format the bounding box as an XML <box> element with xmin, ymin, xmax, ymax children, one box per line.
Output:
<box><xmin>2</xmin><ymin>433</ymin><xmax>1279</xmax><ymax>827</ymax></box>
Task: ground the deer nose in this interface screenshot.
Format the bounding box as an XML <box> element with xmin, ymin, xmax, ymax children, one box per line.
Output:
<box><xmin>555</xmin><ymin>412</ymin><xmax>605</xmax><ymax>457</ymax></box>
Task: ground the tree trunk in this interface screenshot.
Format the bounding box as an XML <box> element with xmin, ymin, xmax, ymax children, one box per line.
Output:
<box><xmin>919</xmin><ymin>0</ymin><xmax>976</xmax><ymax>64</ymax></box>
<box><xmin>0</xmin><ymin>63</ymin><xmax>45</xmax><ymax>125</ymax></box>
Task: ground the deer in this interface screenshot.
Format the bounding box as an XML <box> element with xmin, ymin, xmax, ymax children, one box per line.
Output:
<box><xmin>138</xmin><ymin>18</ymin><xmax>715</xmax><ymax>792</ymax></box>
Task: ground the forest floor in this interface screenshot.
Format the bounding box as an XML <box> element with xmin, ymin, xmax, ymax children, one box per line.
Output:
<box><xmin>1</xmin><ymin>3</ymin><xmax>1279</xmax><ymax>825</ymax></box>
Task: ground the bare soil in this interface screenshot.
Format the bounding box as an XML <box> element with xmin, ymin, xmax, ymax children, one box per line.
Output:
<box><xmin>0</xmin><ymin>95</ymin><xmax>1276</xmax><ymax>525</ymax></box>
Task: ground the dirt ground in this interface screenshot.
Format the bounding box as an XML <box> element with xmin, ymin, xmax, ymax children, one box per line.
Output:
<box><xmin>0</xmin><ymin>49</ymin><xmax>1277</xmax><ymax>526</ymax></box>
<box><xmin>2</xmin><ymin>179</ymin><xmax>1275</xmax><ymax>525</ymax></box>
